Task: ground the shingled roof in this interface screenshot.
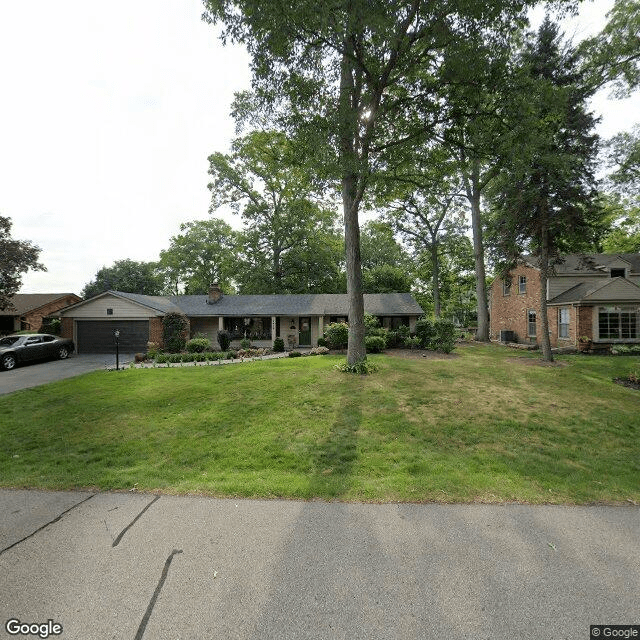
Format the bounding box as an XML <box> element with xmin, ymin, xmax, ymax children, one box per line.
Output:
<box><xmin>172</xmin><ymin>292</ymin><xmax>423</xmax><ymax>317</ymax></box>
<box><xmin>523</xmin><ymin>253</ymin><xmax>640</xmax><ymax>274</ymax></box>
<box><xmin>0</xmin><ymin>293</ymin><xmax>79</xmax><ymax>316</ymax></box>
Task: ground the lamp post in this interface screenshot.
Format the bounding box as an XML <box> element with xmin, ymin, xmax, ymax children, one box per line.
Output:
<box><xmin>114</xmin><ymin>330</ymin><xmax>120</xmax><ymax>371</ymax></box>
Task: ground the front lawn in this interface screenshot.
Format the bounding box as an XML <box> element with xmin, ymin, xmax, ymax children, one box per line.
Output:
<box><xmin>1</xmin><ymin>345</ymin><xmax>638</xmax><ymax>504</ymax></box>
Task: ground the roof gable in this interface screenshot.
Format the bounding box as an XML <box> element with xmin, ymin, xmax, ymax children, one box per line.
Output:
<box><xmin>0</xmin><ymin>293</ymin><xmax>81</xmax><ymax>316</ymax></box>
<box><xmin>582</xmin><ymin>277</ymin><xmax>640</xmax><ymax>303</ymax></box>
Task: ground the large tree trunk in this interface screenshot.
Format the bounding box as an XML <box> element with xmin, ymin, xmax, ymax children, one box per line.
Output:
<box><xmin>538</xmin><ymin>226</ymin><xmax>554</xmax><ymax>362</ymax></box>
<box><xmin>339</xmin><ymin>44</ymin><xmax>367</xmax><ymax>366</ymax></box>
<box><xmin>467</xmin><ymin>162</ymin><xmax>490</xmax><ymax>341</ymax></box>
<box><xmin>431</xmin><ymin>241</ymin><xmax>441</xmax><ymax>317</ymax></box>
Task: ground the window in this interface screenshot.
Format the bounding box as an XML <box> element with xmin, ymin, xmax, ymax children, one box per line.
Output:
<box><xmin>42</xmin><ymin>335</ymin><xmax>56</xmax><ymax>343</ymax></box>
<box><xmin>503</xmin><ymin>279</ymin><xmax>511</xmax><ymax>296</ymax></box>
<box><xmin>106</xmin><ymin>308</ymin><xmax>113</xmax><ymax>315</ymax></box>
<box><xmin>223</xmin><ymin>317</ymin><xmax>272</xmax><ymax>340</ymax></box>
<box><xmin>598</xmin><ymin>307</ymin><xmax>639</xmax><ymax>340</ymax></box>
<box><xmin>558</xmin><ymin>308</ymin><xmax>570</xmax><ymax>339</ymax></box>
<box><xmin>610</xmin><ymin>268</ymin><xmax>626</xmax><ymax>278</ymax></box>
<box><xmin>528</xmin><ymin>310</ymin><xmax>537</xmax><ymax>337</ymax></box>
<box><xmin>518</xmin><ymin>275</ymin><xmax>527</xmax><ymax>294</ymax></box>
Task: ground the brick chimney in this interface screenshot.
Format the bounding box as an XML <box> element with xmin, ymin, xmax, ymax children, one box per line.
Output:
<box><xmin>208</xmin><ymin>283</ymin><xmax>223</xmax><ymax>304</ymax></box>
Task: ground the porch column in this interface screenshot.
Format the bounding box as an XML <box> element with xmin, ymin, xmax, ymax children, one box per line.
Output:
<box><xmin>318</xmin><ymin>316</ymin><xmax>324</xmax><ymax>345</ymax></box>
<box><xmin>218</xmin><ymin>316</ymin><xmax>224</xmax><ymax>331</ymax></box>
<box><xmin>271</xmin><ymin>316</ymin><xmax>277</xmax><ymax>346</ymax></box>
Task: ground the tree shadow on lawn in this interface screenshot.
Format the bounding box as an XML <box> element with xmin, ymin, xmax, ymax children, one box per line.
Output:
<box><xmin>306</xmin><ymin>389</ymin><xmax>361</xmax><ymax>499</ymax></box>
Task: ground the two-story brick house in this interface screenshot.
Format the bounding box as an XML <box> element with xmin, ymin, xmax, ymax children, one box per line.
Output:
<box><xmin>489</xmin><ymin>254</ymin><xmax>640</xmax><ymax>348</ymax></box>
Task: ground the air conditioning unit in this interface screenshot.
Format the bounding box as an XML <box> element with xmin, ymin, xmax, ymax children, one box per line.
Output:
<box><xmin>500</xmin><ymin>330</ymin><xmax>516</xmax><ymax>343</ymax></box>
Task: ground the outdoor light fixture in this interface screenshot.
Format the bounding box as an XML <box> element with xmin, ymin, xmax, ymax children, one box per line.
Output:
<box><xmin>114</xmin><ymin>330</ymin><xmax>120</xmax><ymax>371</ymax></box>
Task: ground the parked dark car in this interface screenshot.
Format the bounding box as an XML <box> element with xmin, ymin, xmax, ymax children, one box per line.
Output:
<box><xmin>0</xmin><ymin>334</ymin><xmax>75</xmax><ymax>371</ymax></box>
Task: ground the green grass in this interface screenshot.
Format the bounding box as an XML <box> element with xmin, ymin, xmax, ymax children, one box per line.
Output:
<box><xmin>1</xmin><ymin>345</ymin><xmax>639</xmax><ymax>504</ymax></box>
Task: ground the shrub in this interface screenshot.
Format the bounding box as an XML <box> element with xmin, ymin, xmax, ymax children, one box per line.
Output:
<box><xmin>226</xmin><ymin>350</ymin><xmax>237</xmax><ymax>359</ymax></box>
<box><xmin>415</xmin><ymin>318</ymin><xmax>435</xmax><ymax>349</ymax></box>
<box><xmin>146</xmin><ymin>342</ymin><xmax>160</xmax><ymax>359</ymax></box>
<box><xmin>217</xmin><ymin>330</ymin><xmax>231</xmax><ymax>352</ymax></box>
<box><xmin>385</xmin><ymin>330</ymin><xmax>400</xmax><ymax>348</ymax></box>
<box><xmin>415</xmin><ymin>318</ymin><xmax>456</xmax><ymax>353</ymax></box>
<box><xmin>167</xmin><ymin>353</ymin><xmax>183</xmax><ymax>363</ymax></box>
<box><xmin>397</xmin><ymin>324</ymin><xmax>411</xmax><ymax>341</ymax></box>
<box><xmin>335</xmin><ymin>359</ymin><xmax>379</xmax><ymax>374</ymax></box>
<box><xmin>317</xmin><ymin>337</ymin><xmax>327</xmax><ymax>348</ymax></box>
<box><xmin>273</xmin><ymin>337</ymin><xmax>285</xmax><ymax>352</ymax></box>
<box><xmin>163</xmin><ymin>312</ymin><xmax>189</xmax><ymax>353</ymax></box>
<box><xmin>240</xmin><ymin>338</ymin><xmax>252</xmax><ymax>349</ymax></box>
<box><xmin>432</xmin><ymin>319</ymin><xmax>456</xmax><ymax>353</ymax></box>
<box><xmin>309</xmin><ymin>346</ymin><xmax>330</xmax><ymax>355</ymax></box>
<box><xmin>186</xmin><ymin>337</ymin><xmax>211</xmax><ymax>353</ymax></box>
<box><xmin>364</xmin><ymin>313</ymin><xmax>380</xmax><ymax>334</ymax></box>
<box><xmin>325</xmin><ymin>322</ymin><xmax>349</xmax><ymax>349</ymax></box>
<box><xmin>288</xmin><ymin>350</ymin><xmax>302</xmax><ymax>358</ymax></box>
<box><xmin>365</xmin><ymin>335</ymin><xmax>386</xmax><ymax>354</ymax></box>
<box><xmin>405</xmin><ymin>336</ymin><xmax>421</xmax><ymax>350</ymax></box>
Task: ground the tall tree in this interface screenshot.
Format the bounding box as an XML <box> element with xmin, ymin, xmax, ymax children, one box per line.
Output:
<box><xmin>203</xmin><ymin>0</ymin><xmax>539</xmax><ymax>366</ymax></box>
<box><xmin>387</xmin><ymin>189</ymin><xmax>467</xmax><ymax>317</ymax></box>
<box><xmin>81</xmin><ymin>259</ymin><xmax>163</xmax><ymax>299</ymax></box>
<box><xmin>207</xmin><ymin>130</ymin><xmax>342</xmax><ymax>294</ymax></box>
<box><xmin>359</xmin><ymin>220</ymin><xmax>414</xmax><ymax>293</ymax></box>
<box><xmin>489</xmin><ymin>18</ymin><xmax>600</xmax><ymax>362</ymax></box>
<box><xmin>0</xmin><ymin>216</ymin><xmax>46</xmax><ymax>310</ymax></box>
<box><xmin>581</xmin><ymin>0</ymin><xmax>640</xmax><ymax>96</ymax></box>
<box><xmin>158</xmin><ymin>218</ymin><xmax>237</xmax><ymax>295</ymax></box>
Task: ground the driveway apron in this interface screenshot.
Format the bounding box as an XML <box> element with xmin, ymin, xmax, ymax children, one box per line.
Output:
<box><xmin>0</xmin><ymin>354</ymin><xmax>136</xmax><ymax>395</ymax></box>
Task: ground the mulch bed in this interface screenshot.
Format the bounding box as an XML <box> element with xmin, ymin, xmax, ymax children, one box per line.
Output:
<box><xmin>614</xmin><ymin>378</ymin><xmax>640</xmax><ymax>391</ymax></box>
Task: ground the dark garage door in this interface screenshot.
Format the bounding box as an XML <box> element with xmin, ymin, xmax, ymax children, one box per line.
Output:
<box><xmin>76</xmin><ymin>320</ymin><xmax>149</xmax><ymax>353</ymax></box>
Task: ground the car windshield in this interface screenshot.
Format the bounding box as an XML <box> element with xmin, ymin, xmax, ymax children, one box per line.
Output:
<box><xmin>0</xmin><ymin>336</ymin><xmax>20</xmax><ymax>346</ymax></box>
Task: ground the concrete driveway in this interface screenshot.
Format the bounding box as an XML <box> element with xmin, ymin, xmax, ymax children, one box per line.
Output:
<box><xmin>0</xmin><ymin>490</ymin><xmax>638</xmax><ymax>640</ymax></box>
<box><xmin>0</xmin><ymin>353</ymin><xmax>136</xmax><ymax>395</ymax></box>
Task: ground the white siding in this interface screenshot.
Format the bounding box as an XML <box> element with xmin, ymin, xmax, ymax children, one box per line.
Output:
<box><xmin>62</xmin><ymin>295</ymin><xmax>157</xmax><ymax>319</ymax></box>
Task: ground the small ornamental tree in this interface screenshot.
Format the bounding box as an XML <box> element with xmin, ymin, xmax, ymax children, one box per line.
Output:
<box><xmin>217</xmin><ymin>329</ymin><xmax>231</xmax><ymax>352</ymax></box>
<box><xmin>324</xmin><ymin>322</ymin><xmax>349</xmax><ymax>350</ymax></box>
<box><xmin>162</xmin><ymin>312</ymin><xmax>189</xmax><ymax>353</ymax></box>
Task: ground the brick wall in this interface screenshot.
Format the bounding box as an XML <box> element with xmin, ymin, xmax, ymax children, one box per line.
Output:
<box><xmin>577</xmin><ymin>306</ymin><xmax>593</xmax><ymax>340</ymax></box>
<box><xmin>490</xmin><ymin>265</ymin><xmax>542</xmax><ymax>344</ymax></box>
<box><xmin>490</xmin><ymin>265</ymin><xmax>577</xmax><ymax>347</ymax></box>
<box><xmin>23</xmin><ymin>295</ymin><xmax>81</xmax><ymax>332</ymax></box>
<box><xmin>149</xmin><ymin>317</ymin><xmax>164</xmax><ymax>348</ymax></box>
<box><xmin>60</xmin><ymin>318</ymin><xmax>73</xmax><ymax>341</ymax></box>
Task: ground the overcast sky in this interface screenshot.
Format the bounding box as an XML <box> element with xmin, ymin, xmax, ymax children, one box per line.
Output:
<box><xmin>2</xmin><ymin>0</ymin><xmax>638</xmax><ymax>295</ymax></box>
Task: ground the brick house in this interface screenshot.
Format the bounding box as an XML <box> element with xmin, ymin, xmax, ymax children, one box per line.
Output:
<box><xmin>489</xmin><ymin>254</ymin><xmax>640</xmax><ymax>349</ymax></box>
<box><xmin>58</xmin><ymin>285</ymin><xmax>423</xmax><ymax>353</ymax></box>
<box><xmin>0</xmin><ymin>293</ymin><xmax>81</xmax><ymax>335</ymax></box>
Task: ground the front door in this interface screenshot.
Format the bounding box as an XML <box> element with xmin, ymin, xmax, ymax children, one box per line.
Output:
<box><xmin>299</xmin><ymin>317</ymin><xmax>311</xmax><ymax>346</ymax></box>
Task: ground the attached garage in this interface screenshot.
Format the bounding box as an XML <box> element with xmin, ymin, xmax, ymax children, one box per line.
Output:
<box><xmin>59</xmin><ymin>292</ymin><xmax>177</xmax><ymax>354</ymax></box>
<box><xmin>76</xmin><ymin>320</ymin><xmax>149</xmax><ymax>353</ymax></box>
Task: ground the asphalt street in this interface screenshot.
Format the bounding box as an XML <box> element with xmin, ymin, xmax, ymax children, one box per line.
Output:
<box><xmin>0</xmin><ymin>490</ymin><xmax>638</xmax><ymax>640</ymax></box>
<box><xmin>0</xmin><ymin>354</ymin><xmax>136</xmax><ymax>395</ymax></box>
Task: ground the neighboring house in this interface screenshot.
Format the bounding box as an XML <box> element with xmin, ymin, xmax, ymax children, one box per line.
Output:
<box><xmin>58</xmin><ymin>284</ymin><xmax>424</xmax><ymax>353</ymax></box>
<box><xmin>0</xmin><ymin>293</ymin><xmax>82</xmax><ymax>335</ymax></box>
<box><xmin>490</xmin><ymin>254</ymin><xmax>640</xmax><ymax>348</ymax></box>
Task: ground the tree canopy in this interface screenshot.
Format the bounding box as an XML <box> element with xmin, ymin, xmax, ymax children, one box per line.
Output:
<box><xmin>0</xmin><ymin>215</ymin><xmax>46</xmax><ymax>310</ymax></box>
<box><xmin>81</xmin><ymin>259</ymin><xmax>164</xmax><ymax>299</ymax></box>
